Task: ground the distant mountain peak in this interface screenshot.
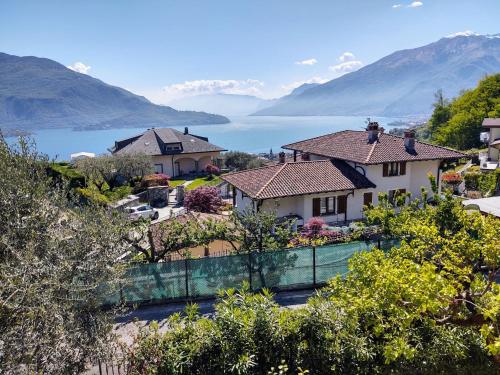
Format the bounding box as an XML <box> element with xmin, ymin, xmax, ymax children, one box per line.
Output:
<box><xmin>0</xmin><ymin>52</ymin><xmax>229</xmax><ymax>131</ymax></box>
<box><xmin>253</xmin><ymin>33</ymin><xmax>500</xmax><ymax>117</ymax></box>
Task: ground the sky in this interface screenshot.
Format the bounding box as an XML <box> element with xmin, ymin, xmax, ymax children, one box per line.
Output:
<box><xmin>1</xmin><ymin>0</ymin><xmax>499</xmax><ymax>104</ymax></box>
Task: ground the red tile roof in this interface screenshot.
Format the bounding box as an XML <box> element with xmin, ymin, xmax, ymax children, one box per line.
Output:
<box><xmin>282</xmin><ymin>130</ymin><xmax>466</xmax><ymax>164</ymax></box>
<box><xmin>221</xmin><ymin>160</ymin><xmax>375</xmax><ymax>200</ymax></box>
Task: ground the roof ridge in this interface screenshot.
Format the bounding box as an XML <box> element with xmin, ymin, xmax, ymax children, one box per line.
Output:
<box><xmin>381</xmin><ymin>132</ymin><xmax>467</xmax><ymax>155</ymax></box>
<box><xmin>255</xmin><ymin>162</ymin><xmax>287</xmax><ymax>199</ymax></box>
<box><xmin>365</xmin><ymin>138</ymin><xmax>378</xmax><ymax>163</ymax></box>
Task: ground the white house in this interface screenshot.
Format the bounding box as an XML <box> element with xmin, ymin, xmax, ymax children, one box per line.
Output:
<box><xmin>110</xmin><ymin>127</ymin><xmax>226</xmax><ymax>177</ymax></box>
<box><xmin>480</xmin><ymin>118</ymin><xmax>500</xmax><ymax>170</ymax></box>
<box><xmin>222</xmin><ymin>122</ymin><xmax>466</xmax><ymax>225</ymax></box>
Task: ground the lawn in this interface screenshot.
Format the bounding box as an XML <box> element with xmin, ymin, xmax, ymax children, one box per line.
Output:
<box><xmin>185</xmin><ymin>176</ymin><xmax>222</xmax><ymax>190</ymax></box>
<box><xmin>168</xmin><ymin>178</ymin><xmax>186</xmax><ymax>188</ymax></box>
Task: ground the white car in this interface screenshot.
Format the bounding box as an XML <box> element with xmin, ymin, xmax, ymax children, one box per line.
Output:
<box><xmin>125</xmin><ymin>204</ymin><xmax>159</xmax><ymax>221</ymax></box>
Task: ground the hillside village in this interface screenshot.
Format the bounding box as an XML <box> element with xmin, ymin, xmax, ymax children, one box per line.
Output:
<box><xmin>1</xmin><ymin>1</ymin><xmax>500</xmax><ymax>373</ymax></box>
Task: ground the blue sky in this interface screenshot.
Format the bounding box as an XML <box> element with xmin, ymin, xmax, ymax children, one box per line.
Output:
<box><xmin>1</xmin><ymin>0</ymin><xmax>499</xmax><ymax>103</ymax></box>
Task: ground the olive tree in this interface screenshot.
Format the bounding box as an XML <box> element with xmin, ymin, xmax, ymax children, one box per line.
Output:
<box><xmin>0</xmin><ymin>137</ymin><xmax>132</xmax><ymax>374</ymax></box>
<box><xmin>75</xmin><ymin>152</ymin><xmax>153</xmax><ymax>191</ymax></box>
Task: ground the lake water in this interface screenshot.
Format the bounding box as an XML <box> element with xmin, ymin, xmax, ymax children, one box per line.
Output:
<box><xmin>7</xmin><ymin>115</ymin><xmax>402</xmax><ymax>160</ymax></box>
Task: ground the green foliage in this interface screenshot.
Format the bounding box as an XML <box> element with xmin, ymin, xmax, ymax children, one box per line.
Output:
<box><xmin>430</xmin><ymin>74</ymin><xmax>500</xmax><ymax>150</ymax></box>
<box><xmin>0</xmin><ymin>137</ymin><xmax>132</xmax><ymax>373</ymax></box>
<box><xmin>125</xmin><ymin>186</ymin><xmax>499</xmax><ymax>373</ymax></box>
<box><xmin>464</xmin><ymin>170</ymin><xmax>500</xmax><ymax>196</ymax></box>
<box><xmin>186</xmin><ymin>175</ymin><xmax>223</xmax><ymax>190</ymax></box>
<box><xmin>48</xmin><ymin>162</ymin><xmax>85</xmax><ymax>188</ymax></box>
<box><xmin>233</xmin><ymin>209</ymin><xmax>294</xmax><ymax>252</ymax></box>
<box><xmin>224</xmin><ymin>151</ymin><xmax>266</xmax><ymax>171</ymax></box>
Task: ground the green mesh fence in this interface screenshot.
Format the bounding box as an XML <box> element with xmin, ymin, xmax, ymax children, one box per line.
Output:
<box><xmin>104</xmin><ymin>239</ymin><xmax>400</xmax><ymax>306</ymax></box>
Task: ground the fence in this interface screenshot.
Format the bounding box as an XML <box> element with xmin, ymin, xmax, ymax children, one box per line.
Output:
<box><xmin>102</xmin><ymin>239</ymin><xmax>399</xmax><ymax>306</ymax></box>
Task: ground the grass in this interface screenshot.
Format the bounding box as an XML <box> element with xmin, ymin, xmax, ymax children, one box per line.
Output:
<box><xmin>169</xmin><ymin>178</ymin><xmax>186</xmax><ymax>188</ymax></box>
<box><xmin>185</xmin><ymin>175</ymin><xmax>222</xmax><ymax>191</ymax></box>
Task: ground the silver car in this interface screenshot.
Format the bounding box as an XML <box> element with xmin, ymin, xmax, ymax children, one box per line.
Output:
<box><xmin>125</xmin><ymin>204</ymin><xmax>159</xmax><ymax>221</ymax></box>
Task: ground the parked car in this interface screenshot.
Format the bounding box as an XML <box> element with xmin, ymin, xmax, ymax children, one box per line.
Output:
<box><xmin>125</xmin><ymin>204</ymin><xmax>159</xmax><ymax>220</ymax></box>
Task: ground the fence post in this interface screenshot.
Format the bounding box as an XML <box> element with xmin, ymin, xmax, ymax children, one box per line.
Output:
<box><xmin>248</xmin><ymin>250</ymin><xmax>253</xmax><ymax>291</ymax></box>
<box><xmin>377</xmin><ymin>238</ymin><xmax>381</xmax><ymax>249</ymax></box>
<box><xmin>312</xmin><ymin>246</ymin><xmax>317</xmax><ymax>286</ymax></box>
<box><xmin>184</xmin><ymin>258</ymin><xmax>189</xmax><ymax>299</ymax></box>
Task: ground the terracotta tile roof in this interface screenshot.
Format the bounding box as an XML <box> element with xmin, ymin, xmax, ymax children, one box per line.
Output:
<box><xmin>221</xmin><ymin>160</ymin><xmax>375</xmax><ymax>200</ymax></box>
<box><xmin>483</xmin><ymin>118</ymin><xmax>500</xmax><ymax>128</ymax></box>
<box><xmin>282</xmin><ymin>130</ymin><xmax>466</xmax><ymax>164</ymax></box>
<box><xmin>111</xmin><ymin>128</ymin><xmax>225</xmax><ymax>156</ymax></box>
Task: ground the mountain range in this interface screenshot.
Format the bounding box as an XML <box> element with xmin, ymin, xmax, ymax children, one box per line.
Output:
<box><xmin>0</xmin><ymin>52</ymin><xmax>229</xmax><ymax>131</ymax></box>
<box><xmin>253</xmin><ymin>34</ymin><xmax>500</xmax><ymax>117</ymax></box>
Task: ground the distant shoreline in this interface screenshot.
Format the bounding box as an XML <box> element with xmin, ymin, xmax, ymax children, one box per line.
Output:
<box><xmin>1</xmin><ymin>129</ymin><xmax>33</xmax><ymax>138</ymax></box>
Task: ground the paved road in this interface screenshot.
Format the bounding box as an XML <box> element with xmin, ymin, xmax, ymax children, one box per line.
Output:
<box><xmin>113</xmin><ymin>288</ymin><xmax>315</xmax><ymax>345</ymax></box>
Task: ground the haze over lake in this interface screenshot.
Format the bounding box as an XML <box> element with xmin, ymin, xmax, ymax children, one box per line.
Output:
<box><xmin>10</xmin><ymin>116</ymin><xmax>403</xmax><ymax>160</ymax></box>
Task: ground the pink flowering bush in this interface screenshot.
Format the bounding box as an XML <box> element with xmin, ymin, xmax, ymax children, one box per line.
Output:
<box><xmin>287</xmin><ymin>217</ymin><xmax>343</xmax><ymax>247</ymax></box>
<box><xmin>205</xmin><ymin>164</ymin><xmax>221</xmax><ymax>176</ymax></box>
<box><xmin>184</xmin><ymin>186</ymin><xmax>224</xmax><ymax>213</ymax></box>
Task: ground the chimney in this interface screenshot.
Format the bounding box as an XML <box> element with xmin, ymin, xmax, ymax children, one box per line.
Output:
<box><xmin>184</xmin><ymin>127</ymin><xmax>189</xmax><ymax>135</ymax></box>
<box><xmin>366</xmin><ymin>121</ymin><xmax>379</xmax><ymax>143</ymax></box>
<box><xmin>301</xmin><ymin>152</ymin><xmax>310</xmax><ymax>161</ymax></box>
<box><xmin>278</xmin><ymin>152</ymin><xmax>286</xmax><ymax>163</ymax></box>
<box><xmin>404</xmin><ymin>130</ymin><xmax>415</xmax><ymax>151</ymax></box>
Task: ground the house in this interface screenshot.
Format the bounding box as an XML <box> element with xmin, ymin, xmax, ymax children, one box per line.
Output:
<box><xmin>222</xmin><ymin>122</ymin><xmax>466</xmax><ymax>225</ymax></box>
<box><xmin>480</xmin><ymin>118</ymin><xmax>500</xmax><ymax>170</ymax></box>
<box><xmin>110</xmin><ymin>127</ymin><xmax>226</xmax><ymax>177</ymax></box>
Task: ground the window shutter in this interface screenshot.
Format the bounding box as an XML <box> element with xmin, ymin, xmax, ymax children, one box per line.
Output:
<box><xmin>400</xmin><ymin>161</ymin><xmax>406</xmax><ymax>175</ymax></box>
<box><xmin>337</xmin><ymin>195</ymin><xmax>347</xmax><ymax>214</ymax></box>
<box><xmin>363</xmin><ymin>192</ymin><xmax>373</xmax><ymax>206</ymax></box>
<box><xmin>383</xmin><ymin>163</ymin><xmax>389</xmax><ymax>177</ymax></box>
<box><xmin>312</xmin><ymin>198</ymin><xmax>321</xmax><ymax>217</ymax></box>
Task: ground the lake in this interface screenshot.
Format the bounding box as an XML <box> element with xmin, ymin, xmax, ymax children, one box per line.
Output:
<box><xmin>7</xmin><ymin>115</ymin><xmax>402</xmax><ymax>160</ymax></box>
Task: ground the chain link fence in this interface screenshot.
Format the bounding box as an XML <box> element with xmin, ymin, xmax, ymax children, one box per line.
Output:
<box><xmin>102</xmin><ymin>239</ymin><xmax>399</xmax><ymax>306</ymax></box>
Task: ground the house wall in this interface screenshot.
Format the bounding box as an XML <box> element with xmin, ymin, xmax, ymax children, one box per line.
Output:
<box><xmin>152</xmin><ymin>151</ymin><xmax>222</xmax><ymax>177</ymax></box>
<box><xmin>489</xmin><ymin>128</ymin><xmax>500</xmax><ymax>161</ymax></box>
<box><xmin>232</xmin><ymin>158</ymin><xmax>441</xmax><ymax>224</ymax></box>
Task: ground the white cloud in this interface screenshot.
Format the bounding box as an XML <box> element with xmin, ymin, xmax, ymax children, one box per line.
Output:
<box><xmin>281</xmin><ymin>76</ymin><xmax>328</xmax><ymax>93</ymax></box>
<box><xmin>67</xmin><ymin>62</ymin><xmax>91</xmax><ymax>74</ymax></box>
<box><xmin>161</xmin><ymin>79</ymin><xmax>265</xmax><ymax>100</ymax></box>
<box><xmin>328</xmin><ymin>52</ymin><xmax>363</xmax><ymax>75</ymax></box>
<box><xmin>446</xmin><ymin>30</ymin><xmax>479</xmax><ymax>38</ymax></box>
<box><xmin>295</xmin><ymin>58</ymin><xmax>318</xmax><ymax>66</ymax></box>
<box><xmin>408</xmin><ymin>1</ymin><xmax>423</xmax><ymax>7</ymax></box>
<box><xmin>392</xmin><ymin>4</ymin><xmax>402</xmax><ymax>8</ymax></box>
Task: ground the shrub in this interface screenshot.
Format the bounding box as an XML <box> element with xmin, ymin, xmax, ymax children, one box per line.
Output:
<box><xmin>76</xmin><ymin>187</ymin><xmax>109</xmax><ymax>205</ymax></box>
<box><xmin>184</xmin><ymin>186</ymin><xmax>224</xmax><ymax>213</ymax></box>
<box><xmin>205</xmin><ymin>164</ymin><xmax>220</xmax><ymax>176</ymax></box>
<box><xmin>141</xmin><ymin>173</ymin><xmax>170</xmax><ymax>188</ymax></box>
<box><xmin>304</xmin><ymin>217</ymin><xmax>325</xmax><ymax>236</ymax></box>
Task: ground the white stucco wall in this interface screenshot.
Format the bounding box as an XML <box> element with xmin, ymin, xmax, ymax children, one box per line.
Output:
<box><xmin>152</xmin><ymin>151</ymin><xmax>221</xmax><ymax>177</ymax></box>
<box><xmin>489</xmin><ymin>128</ymin><xmax>500</xmax><ymax>161</ymax></box>
<box><xmin>232</xmin><ymin>158</ymin><xmax>442</xmax><ymax>224</ymax></box>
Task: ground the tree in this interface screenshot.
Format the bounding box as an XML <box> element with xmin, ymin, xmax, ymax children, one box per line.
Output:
<box><xmin>124</xmin><ymin>190</ymin><xmax>499</xmax><ymax>374</ymax></box>
<box><xmin>432</xmin><ymin>74</ymin><xmax>500</xmax><ymax>149</ymax></box>
<box><xmin>224</xmin><ymin>151</ymin><xmax>265</xmax><ymax>171</ymax></box>
<box><xmin>184</xmin><ymin>186</ymin><xmax>224</xmax><ymax>213</ymax></box>
<box><xmin>232</xmin><ymin>209</ymin><xmax>294</xmax><ymax>252</ymax></box>
<box><xmin>75</xmin><ymin>153</ymin><xmax>153</xmax><ymax>191</ymax></box>
<box><xmin>428</xmin><ymin>89</ymin><xmax>451</xmax><ymax>137</ymax></box>
<box><xmin>0</xmin><ymin>137</ymin><xmax>132</xmax><ymax>373</ymax></box>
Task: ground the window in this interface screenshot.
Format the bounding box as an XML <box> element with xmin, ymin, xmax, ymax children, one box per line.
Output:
<box><xmin>314</xmin><ymin>197</ymin><xmax>337</xmax><ymax>216</ymax></box>
<box><xmin>383</xmin><ymin>162</ymin><xmax>407</xmax><ymax>177</ymax></box>
<box><xmin>363</xmin><ymin>192</ymin><xmax>373</xmax><ymax>206</ymax></box>
<box><xmin>154</xmin><ymin>164</ymin><xmax>163</xmax><ymax>173</ymax></box>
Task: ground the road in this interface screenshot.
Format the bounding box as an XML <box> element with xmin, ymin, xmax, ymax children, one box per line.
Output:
<box><xmin>113</xmin><ymin>288</ymin><xmax>315</xmax><ymax>345</ymax></box>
